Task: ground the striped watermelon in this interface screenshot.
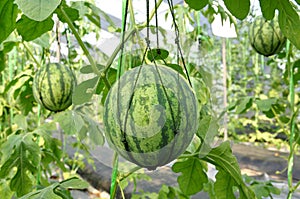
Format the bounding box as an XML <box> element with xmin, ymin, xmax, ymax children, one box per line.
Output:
<box><xmin>32</xmin><ymin>63</ymin><xmax>76</xmax><ymax>112</ymax></box>
<box><xmin>103</xmin><ymin>64</ymin><xmax>198</xmax><ymax>170</ymax></box>
<box><xmin>249</xmin><ymin>16</ymin><xmax>286</xmax><ymax>56</ymax></box>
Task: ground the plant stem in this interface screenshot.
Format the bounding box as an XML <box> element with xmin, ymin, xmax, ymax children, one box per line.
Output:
<box><xmin>119</xmin><ymin>166</ymin><xmax>142</xmax><ymax>182</ymax></box>
<box><xmin>110</xmin><ymin>152</ymin><xmax>119</xmax><ymax>199</ymax></box>
<box><xmin>60</xmin><ymin>5</ymin><xmax>111</xmax><ymax>90</ymax></box>
<box><xmin>286</xmin><ymin>40</ymin><xmax>295</xmax><ymax>199</ymax></box>
<box><xmin>60</xmin><ymin>7</ymin><xmax>98</xmax><ymax>74</ymax></box>
<box><xmin>22</xmin><ymin>42</ymin><xmax>41</xmax><ymax>68</ymax></box>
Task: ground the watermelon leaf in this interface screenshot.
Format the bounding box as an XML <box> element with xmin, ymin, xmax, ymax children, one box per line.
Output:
<box><xmin>147</xmin><ymin>48</ymin><xmax>169</xmax><ymax>62</ymax></box>
<box><xmin>172</xmin><ymin>157</ymin><xmax>208</xmax><ymax>195</ymax></box>
<box><xmin>223</xmin><ymin>0</ymin><xmax>250</xmax><ymax>20</ymax></box>
<box><xmin>59</xmin><ymin>177</ymin><xmax>89</xmax><ymax>189</ymax></box>
<box><xmin>0</xmin><ymin>0</ymin><xmax>18</xmax><ymax>44</ymax></box>
<box><xmin>0</xmin><ymin>134</ymin><xmax>40</xmax><ymax>197</ymax></box>
<box><xmin>0</xmin><ymin>51</ymin><xmax>5</xmax><ymax>72</ymax></box>
<box><xmin>214</xmin><ymin>168</ymin><xmax>237</xmax><ymax>199</ymax></box>
<box><xmin>166</xmin><ymin>63</ymin><xmax>185</xmax><ymax>77</ymax></box>
<box><xmin>80</xmin><ymin>64</ymin><xmax>104</xmax><ymax>74</ymax></box>
<box><xmin>72</xmin><ymin>76</ymin><xmax>99</xmax><ymax>105</ymax></box>
<box><xmin>15</xmin><ymin>0</ymin><xmax>61</xmax><ymax>21</ymax></box>
<box><xmin>16</xmin><ymin>15</ymin><xmax>54</xmax><ymax>41</ymax></box>
<box><xmin>202</xmin><ymin>141</ymin><xmax>255</xmax><ymax>199</ymax></box>
<box><xmin>185</xmin><ymin>0</ymin><xmax>208</xmax><ymax>10</ymax></box>
<box><xmin>54</xmin><ymin>110</ymin><xmax>85</xmax><ymax>135</ymax></box>
<box><xmin>259</xmin><ymin>0</ymin><xmax>277</xmax><ymax>20</ymax></box>
<box><xmin>277</xmin><ymin>0</ymin><xmax>300</xmax><ymax>50</ymax></box>
<box><xmin>235</xmin><ymin>96</ymin><xmax>253</xmax><ymax>114</ymax></box>
<box><xmin>197</xmin><ymin>115</ymin><xmax>219</xmax><ymax>143</ymax></box>
<box><xmin>256</xmin><ymin>98</ymin><xmax>277</xmax><ymax>112</ymax></box>
<box><xmin>56</xmin><ymin>3</ymin><xmax>79</xmax><ymax>23</ymax></box>
<box><xmin>81</xmin><ymin>114</ymin><xmax>104</xmax><ymax>146</ymax></box>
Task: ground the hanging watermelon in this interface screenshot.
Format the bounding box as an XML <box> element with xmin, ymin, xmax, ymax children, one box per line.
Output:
<box><xmin>249</xmin><ymin>16</ymin><xmax>286</xmax><ymax>56</ymax></box>
<box><xmin>32</xmin><ymin>63</ymin><xmax>76</xmax><ymax>112</ymax></box>
<box><xmin>103</xmin><ymin>64</ymin><xmax>198</xmax><ymax>170</ymax></box>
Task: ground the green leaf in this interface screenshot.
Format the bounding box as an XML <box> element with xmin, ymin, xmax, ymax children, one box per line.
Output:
<box><xmin>0</xmin><ymin>134</ymin><xmax>40</xmax><ymax>197</ymax></box>
<box><xmin>19</xmin><ymin>183</ymin><xmax>60</xmax><ymax>199</ymax></box>
<box><xmin>0</xmin><ymin>0</ymin><xmax>18</xmax><ymax>44</ymax></box>
<box><xmin>197</xmin><ymin>115</ymin><xmax>219</xmax><ymax>143</ymax></box>
<box><xmin>0</xmin><ymin>51</ymin><xmax>5</xmax><ymax>72</ymax></box>
<box><xmin>82</xmin><ymin>115</ymin><xmax>104</xmax><ymax>146</ymax></box>
<box><xmin>80</xmin><ymin>64</ymin><xmax>104</xmax><ymax>74</ymax></box>
<box><xmin>185</xmin><ymin>0</ymin><xmax>208</xmax><ymax>10</ymax></box>
<box><xmin>202</xmin><ymin>141</ymin><xmax>255</xmax><ymax>199</ymax></box>
<box><xmin>13</xmin><ymin>114</ymin><xmax>27</xmax><ymax>130</ymax></box>
<box><xmin>256</xmin><ymin>98</ymin><xmax>277</xmax><ymax>112</ymax></box>
<box><xmin>0</xmin><ymin>180</ymin><xmax>14</xmax><ymax>199</ymax></box>
<box><xmin>172</xmin><ymin>157</ymin><xmax>208</xmax><ymax>195</ymax></box>
<box><xmin>147</xmin><ymin>48</ymin><xmax>169</xmax><ymax>62</ymax></box>
<box><xmin>10</xmin><ymin>167</ymin><xmax>33</xmax><ymax>197</ymax></box>
<box><xmin>259</xmin><ymin>0</ymin><xmax>277</xmax><ymax>20</ymax></box>
<box><xmin>1</xmin><ymin>41</ymin><xmax>18</xmax><ymax>53</ymax></box>
<box><xmin>223</xmin><ymin>0</ymin><xmax>250</xmax><ymax>20</ymax></box>
<box><xmin>72</xmin><ymin>76</ymin><xmax>99</xmax><ymax>105</ymax></box>
<box><xmin>56</xmin><ymin>4</ymin><xmax>79</xmax><ymax>23</ymax></box>
<box><xmin>277</xmin><ymin>0</ymin><xmax>300</xmax><ymax>49</ymax></box>
<box><xmin>16</xmin><ymin>15</ymin><xmax>54</xmax><ymax>41</ymax></box>
<box><xmin>32</xmin><ymin>32</ymin><xmax>50</xmax><ymax>48</ymax></box>
<box><xmin>71</xmin><ymin>1</ymin><xmax>90</xmax><ymax>17</ymax></box>
<box><xmin>15</xmin><ymin>0</ymin><xmax>61</xmax><ymax>21</ymax></box>
<box><xmin>60</xmin><ymin>177</ymin><xmax>89</xmax><ymax>189</ymax></box>
<box><xmin>235</xmin><ymin>96</ymin><xmax>253</xmax><ymax>114</ymax></box>
<box><xmin>166</xmin><ymin>63</ymin><xmax>185</xmax><ymax>77</ymax></box>
<box><xmin>214</xmin><ymin>168</ymin><xmax>236</xmax><ymax>199</ymax></box>
<box><xmin>54</xmin><ymin>110</ymin><xmax>85</xmax><ymax>135</ymax></box>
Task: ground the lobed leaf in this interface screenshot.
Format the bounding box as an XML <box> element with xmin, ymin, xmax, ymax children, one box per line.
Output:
<box><xmin>16</xmin><ymin>15</ymin><xmax>54</xmax><ymax>41</ymax></box>
<box><xmin>0</xmin><ymin>0</ymin><xmax>18</xmax><ymax>44</ymax></box>
<box><xmin>259</xmin><ymin>0</ymin><xmax>277</xmax><ymax>20</ymax></box>
<box><xmin>72</xmin><ymin>76</ymin><xmax>99</xmax><ymax>105</ymax></box>
<box><xmin>202</xmin><ymin>141</ymin><xmax>255</xmax><ymax>199</ymax></box>
<box><xmin>15</xmin><ymin>0</ymin><xmax>61</xmax><ymax>21</ymax></box>
<box><xmin>223</xmin><ymin>0</ymin><xmax>250</xmax><ymax>20</ymax></box>
<box><xmin>185</xmin><ymin>0</ymin><xmax>208</xmax><ymax>10</ymax></box>
<box><xmin>277</xmin><ymin>0</ymin><xmax>300</xmax><ymax>49</ymax></box>
<box><xmin>172</xmin><ymin>157</ymin><xmax>208</xmax><ymax>195</ymax></box>
<box><xmin>214</xmin><ymin>168</ymin><xmax>236</xmax><ymax>199</ymax></box>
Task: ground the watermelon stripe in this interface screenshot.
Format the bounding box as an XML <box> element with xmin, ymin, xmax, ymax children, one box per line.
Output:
<box><xmin>104</xmin><ymin>64</ymin><xmax>198</xmax><ymax>169</ymax></box>
<box><xmin>249</xmin><ymin>16</ymin><xmax>286</xmax><ymax>56</ymax></box>
<box><xmin>33</xmin><ymin>63</ymin><xmax>76</xmax><ymax>112</ymax></box>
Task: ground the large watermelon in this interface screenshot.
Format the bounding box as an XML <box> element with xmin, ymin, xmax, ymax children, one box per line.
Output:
<box><xmin>33</xmin><ymin>63</ymin><xmax>76</xmax><ymax>112</ymax></box>
<box><xmin>249</xmin><ymin>16</ymin><xmax>286</xmax><ymax>56</ymax></box>
<box><xmin>103</xmin><ymin>64</ymin><xmax>198</xmax><ymax>170</ymax></box>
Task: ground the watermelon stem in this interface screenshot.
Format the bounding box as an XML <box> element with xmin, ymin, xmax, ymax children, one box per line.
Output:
<box><xmin>60</xmin><ymin>5</ymin><xmax>111</xmax><ymax>91</ymax></box>
<box><xmin>110</xmin><ymin>152</ymin><xmax>119</xmax><ymax>199</ymax></box>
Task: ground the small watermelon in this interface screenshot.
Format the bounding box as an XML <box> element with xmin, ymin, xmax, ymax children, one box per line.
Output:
<box><xmin>103</xmin><ymin>64</ymin><xmax>198</xmax><ymax>170</ymax></box>
<box><xmin>33</xmin><ymin>63</ymin><xmax>76</xmax><ymax>112</ymax></box>
<box><xmin>249</xmin><ymin>16</ymin><xmax>286</xmax><ymax>56</ymax></box>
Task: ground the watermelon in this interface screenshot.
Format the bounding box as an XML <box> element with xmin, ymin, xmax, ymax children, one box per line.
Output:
<box><xmin>32</xmin><ymin>63</ymin><xmax>76</xmax><ymax>112</ymax></box>
<box><xmin>103</xmin><ymin>64</ymin><xmax>198</xmax><ymax>170</ymax></box>
<box><xmin>249</xmin><ymin>16</ymin><xmax>286</xmax><ymax>56</ymax></box>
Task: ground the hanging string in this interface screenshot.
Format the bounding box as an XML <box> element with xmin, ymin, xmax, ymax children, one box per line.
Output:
<box><xmin>166</xmin><ymin>0</ymin><xmax>192</xmax><ymax>87</ymax></box>
<box><xmin>154</xmin><ymin>0</ymin><xmax>160</xmax><ymax>48</ymax></box>
<box><xmin>117</xmin><ymin>0</ymin><xmax>130</xmax><ymax>78</ymax></box>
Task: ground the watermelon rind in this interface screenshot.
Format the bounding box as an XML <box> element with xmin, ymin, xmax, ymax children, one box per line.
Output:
<box><xmin>103</xmin><ymin>64</ymin><xmax>198</xmax><ymax>170</ymax></box>
<box><xmin>33</xmin><ymin>63</ymin><xmax>76</xmax><ymax>112</ymax></box>
<box><xmin>249</xmin><ymin>16</ymin><xmax>286</xmax><ymax>56</ymax></box>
